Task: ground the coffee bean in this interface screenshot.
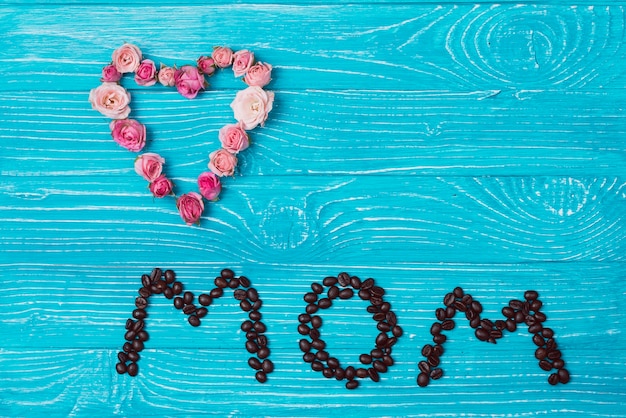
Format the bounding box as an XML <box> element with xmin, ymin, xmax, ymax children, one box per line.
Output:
<box><xmin>480</xmin><ymin>318</ymin><xmax>494</xmax><ymax>330</ymax></box>
<box><xmin>254</xmin><ymin>321</ymin><xmax>267</xmax><ymax>333</ymax></box>
<box><xmin>552</xmin><ymin>359</ymin><xmax>565</xmax><ymax>369</ymax></box>
<box><xmin>127</xmin><ymin>351</ymin><xmax>139</xmax><ymax>362</ymax></box>
<box><xmin>196</xmin><ymin>307</ymin><xmax>208</xmax><ymax>318</ymax></box>
<box><xmin>118</xmin><ymin>352</ymin><xmax>128</xmax><ymax>363</ymax></box>
<box><xmin>547</xmin><ymin>350</ymin><xmax>562</xmax><ymax>360</ymax></box>
<box><xmin>141</xmin><ymin>274</ymin><xmax>151</xmax><ymax>288</ymax></box>
<box><xmin>377</xmin><ymin>322</ymin><xmax>391</xmax><ymax>332</ymax></box>
<box><xmin>309</xmin><ymin>329</ymin><xmax>320</xmax><ymax>341</ymax></box>
<box><xmin>445</xmin><ymin>306</ymin><xmax>456</xmax><ymax>318</ymax></box>
<box><xmin>509</xmin><ymin>299</ymin><xmax>524</xmax><ymax>310</ymax></box>
<box><xmin>132</xmin><ymin>319</ymin><xmax>144</xmax><ymax>332</ymax></box>
<box><xmin>361</xmin><ymin>278</ymin><xmax>374</xmax><ymax>290</ymax></box>
<box><xmin>375</xmin><ymin>333</ymin><xmax>388</xmax><ymax>348</ymax></box>
<box><xmin>236</xmin><ymin>275</ymin><xmax>250</xmax><ymax>288</ymax></box>
<box><xmin>514</xmin><ymin>311</ymin><xmax>526</xmax><ymax>323</ymax></box>
<box><xmin>318</xmin><ymin>298</ymin><xmax>332</xmax><ymax>309</ymax></box>
<box><xmin>368</xmin><ymin>367</ymin><xmax>380</xmax><ymax>382</ymax></box>
<box><xmin>138</xmin><ymin>287</ymin><xmax>151</xmax><ymax>298</ymax></box>
<box><xmin>182</xmin><ymin>304</ymin><xmax>196</xmax><ymax>315</ymax></box>
<box><xmin>421</xmin><ymin>344</ymin><xmax>433</xmax><ymax>357</ymax></box>
<box><xmin>345</xmin><ymin>366</ymin><xmax>356</xmax><ymax>380</ymax></box>
<box><xmin>370</xmin><ymin>348</ymin><xmax>384</xmax><ymax>358</ymax></box>
<box><xmin>524</xmin><ymin>290</ymin><xmax>538</xmax><ymax>301</ymax></box>
<box><xmin>548</xmin><ymin>373</ymin><xmax>559</xmax><ymax>385</ymax></box>
<box><xmin>248</xmin><ymin>357</ymin><xmax>262</xmax><ymax>370</ymax></box>
<box><xmin>436</xmin><ymin>308</ymin><xmax>447</xmax><ymax>321</ymax></box>
<box><xmin>430</xmin><ymin>368</ymin><xmax>443</xmax><ymax>380</ymax></box>
<box><xmin>475</xmin><ymin>328</ymin><xmax>490</xmax><ymax>341</ymax></box>
<box><xmin>432</xmin><ymin>344</ymin><xmax>444</xmax><ymax>357</ymax></box>
<box><xmin>392</xmin><ymin>326</ymin><xmax>403</xmax><ymax>337</ymax></box>
<box><xmin>495</xmin><ymin>320</ymin><xmax>506</xmax><ymax>330</ymax></box>
<box><xmin>249</xmin><ymin>310</ymin><xmax>262</xmax><ymax>321</ymax></box>
<box><xmin>311</xmin><ymin>339</ymin><xmax>325</xmax><ymax>351</ymax></box>
<box><xmin>557</xmin><ymin>368</ymin><xmax>570</xmax><ymax>383</ymax></box>
<box><xmin>122</xmin><ymin>342</ymin><xmax>132</xmax><ymax>353</ymax></box>
<box><xmin>132</xmin><ymin>309</ymin><xmax>147</xmax><ymax>319</ymax></box>
<box><xmin>163</xmin><ymin>269</ymin><xmax>175</xmax><ymax>284</ymax></box>
<box><xmin>115</xmin><ymin>362</ymin><xmax>127</xmax><ymax>374</ymax></box>
<box><xmin>335</xmin><ymin>367</ymin><xmax>345</xmax><ymax>380</ymax></box>
<box><xmin>124</xmin><ymin>330</ymin><xmax>136</xmax><ymax>341</ymax></box>
<box><xmin>188</xmin><ymin>315</ymin><xmax>200</xmax><ymax>327</ymax></box>
<box><xmin>220</xmin><ymin>268</ymin><xmax>234</xmax><ymax>280</ymax></box>
<box><xmin>338</xmin><ymin>272</ymin><xmax>351</xmax><ymax>287</ymax></box>
<box><xmin>346</xmin><ymin>380</ymin><xmax>359</xmax><ymax>389</ymax></box>
<box><xmin>418</xmin><ymin>361</ymin><xmax>431</xmax><ymax>374</ymax></box>
<box><xmin>311</xmin><ymin>283</ymin><xmax>324</xmax><ymax>294</ymax></box>
<box><xmin>327</xmin><ymin>357</ymin><xmax>340</xmax><ymax>369</ymax></box>
<box><xmin>453</xmin><ymin>300</ymin><xmax>467</xmax><ymax>312</ymax></box>
<box><xmin>530</xmin><ymin>300</ymin><xmax>542</xmax><ymax>312</ymax></box>
<box><xmin>228</xmin><ymin>278</ymin><xmax>240</xmax><ymax>289</ymax></box>
<box><xmin>198</xmin><ymin>294</ymin><xmax>212</xmax><ymax>306</ymax></box>
<box><xmin>505</xmin><ymin>319</ymin><xmax>517</xmax><ymax>332</ymax></box>
<box><xmin>182</xmin><ymin>291</ymin><xmax>194</xmax><ymax>305</ymax></box>
<box><xmin>373</xmin><ymin>360</ymin><xmax>387</xmax><ymax>373</ymax></box>
<box><xmin>163</xmin><ymin>288</ymin><xmax>174</xmax><ymax>299</ymax></box>
<box><xmin>240</xmin><ymin>300</ymin><xmax>252</xmax><ymax>311</ymax></box>
<box><xmin>316</xmin><ymin>350</ymin><xmax>329</xmax><ymax>361</ymax></box>
<box><xmin>539</xmin><ymin>360</ymin><xmax>553</xmax><ymax>371</ymax></box>
<box><xmin>127</xmin><ymin>362</ymin><xmax>138</xmax><ymax>377</ymax></box>
<box><xmin>358</xmin><ymin>289</ymin><xmax>371</xmax><ymax>300</ymax></box>
<box><xmin>417</xmin><ymin>372</ymin><xmax>430</xmax><ymax>387</ymax></box>
<box><xmin>255</xmin><ymin>370</ymin><xmax>268</xmax><ymax>383</ymax></box>
<box><xmin>382</xmin><ymin>355</ymin><xmax>394</xmax><ymax>366</ymax></box>
<box><xmin>135</xmin><ymin>297</ymin><xmax>148</xmax><ymax>309</ymax></box>
<box><xmin>261</xmin><ymin>359</ymin><xmax>274</xmax><ymax>374</ymax></box>
<box><xmin>453</xmin><ymin>287</ymin><xmax>464</xmax><ymax>298</ymax></box>
<box><xmin>150</xmin><ymin>268</ymin><xmax>162</xmax><ymax>282</ymax></box>
<box><xmin>502</xmin><ymin>307</ymin><xmax>515</xmax><ymax>318</ymax></box>
<box><xmin>131</xmin><ymin>340</ymin><xmax>144</xmax><ymax>352</ymax></box>
<box><xmin>433</xmin><ymin>334</ymin><xmax>446</xmax><ymax>344</ymax></box>
<box><xmin>441</xmin><ymin>319</ymin><xmax>455</xmax><ymax>331</ymax></box>
<box><xmin>327</xmin><ymin>286</ymin><xmax>340</xmax><ymax>299</ymax></box>
<box><xmin>322</xmin><ymin>367</ymin><xmax>334</xmax><ymax>378</ymax></box>
<box><xmin>528</xmin><ymin>323</ymin><xmax>543</xmax><ymax>334</ymax></box>
<box><xmin>311</xmin><ymin>361</ymin><xmax>324</xmax><ymax>371</ymax></box>
<box><xmin>257</xmin><ymin>347</ymin><xmax>270</xmax><ymax>359</ymax></box>
<box><xmin>245</xmin><ymin>340</ymin><xmax>259</xmax><ymax>354</ymax></box>
<box><xmin>490</xmin><ymin>329</ymin><xmax>503</xmax><ymax>340</ymax></box>
<box><xmin>323</xmin><ymin>276</ymin><xmax>338</xmax><ymax>287</ymax></box>
<box><xmin>443</xmin><ymin>292</ymin><xmax>455</xmax><ymax>307</ymax></box>
<box><xmin>210</xmin><ymin>288</ymin><xmax>223</xmax><ymax>298</ymax></box>
<box><xmin>386</xmin><ymin>312</ymin><xmax>397</xmax><ymax>326</ymax></box>
<box><xmin>535</xmin><ymin>347</ymin><xmax>547</xmax><ymax>360</ymax></box>
<box><xmin>172</xmin><ymin>282</ymin><xmax>183</xmax><ymax>295</ymax></box>
<box><xmin>427</xmin><ymin>355</ymin><xmax>440</xmax><ymax>367</ymax></box>
<box><xmin>541</xmin><ymin>328</ymin><xmax>554</xmax><ymax>339</ymax></box>
<box><xmin>534</xmin><ymin>311</ymin><xmax>547</xmax><ymax>322</ymax></box>
<box><xmin>338</xmin><ymin>288</ymin><xmax>354</xmax><ymax>299</ymax></box>
<box><xmin>350</xmin><ymin>276</ymin><xmax>362</xmax><ymax>289</ymax></box>
<box><xmin>356</xmin><ymin>367</ymin><xmax>368</xmax><ymax>378</ymax></box>
<box><xmin>137</xmin><ymin>331</ymin><xmax>149</xmax><ymax>342</ymax></box>
<box><xmin>359</xmin><ymin>354</ymin><xmax>372</xmax><ymax>364</ymax></box>
<box><xmin>430</xmin><ymin>323</ymin><xmax>442</xmax><ymax>335</ymax></box>
<box><xmin>532</xmin><ymin>334</ymin><xmax>545</xmax><ymax>347</ymax></box>
<box><xmin>298</xmin><ymin>324</ymin><xmax>310</xmax><ymax>335</ymax></box>
<box><xmin>469</xmin><ymin>317</ymin><xmax>481</xmax><ymax>328</ymax></box>
<box><xmin>309</xmin><ymin>315</ymin><xmax>321</xmax><ymax>328</ymax></box>
<box><xmin>462</xmin><ymin>294</ymin><xmax>473</xmax><ymax>305</ymax></box>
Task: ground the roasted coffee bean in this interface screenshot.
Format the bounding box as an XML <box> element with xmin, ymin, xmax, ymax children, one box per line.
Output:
<box><xmin>310</xmin><ymin>316</ymin><xmax>322</xmax><ymax>329</ymax></box>
<box><xmin>495</xmin><ymin>320</ymin><xmax>507</xmax><ymax>330</ymax></box>
<box><xmin>548</xmin><ymin>350</ymin><xmax>562</xmax><ymax>360</ymax></box>
<box><xmin>127</xmin><ymin>351</ymin><xmax>140</xmax><ymax>362</ymax></box>
<box><xmin>138</xmin><ymin>287</ymin><xmax>151</xmax><ymax>298</ymax></box>
<box><xmin>182</xmin><ymin>291</ymin><xmax>194</xmax><ymax>305</ymax></box>
<box><xmin>338</xmin><ymin>272</ymin><xmax>351</xmax><ymax>287</ymax></box>
<box><xmin>255</xmin><ymin>370</ymin><xmax>268</xmax><ymax>383</ymax></box>
<box><xmin>370</xmin><ymin>348</ymin><xmax>384</xmax><ymax>358</ymax></box>
<box><xmin>210</xmin><ymin>288</ymin><xmax>223</xmax><ymax>298</ymax></box>
<box><xmin>433</xmin><ymin>334</ymin><xmax>446</xmax><ymax>344</ymax></box>
<box><xmin>534</xmin><ymin>311</ymin><xmax>547</xmax><ymax>322</ymax></box>
<box><xmin>530</xmin><ymin>299</ymin><xmax>542</xmax><ymax>312</ymax></box>
<box><xmin>318</xmin><ymin>298</ymin><xmax>332</xmax><ymax>309</ymax></box>
<box><xmin>432</xmin><ymin>345</ymin><xmax>444</xmax><ymax>357</ymax></box>
<box><xmin>150</xmin><ymin>268</ymin><xmax>162</xmax><ymax>282</ymax></box>
<box><xmin>241</xmin><ymin>320</ymin><xmax>254</xmax><ymax>332</ymax></box>
<box><xmin>358</xmin><ymin>289</ymin><xmax>371</xmax><ymax>300</ymax></box>
<box><xmin>257</xmin><ymin>347</ymin><xmax>270</xmax><ymax>359</ymax></box>
<box><xmin>552</xmin><ymin>359</ymin><xmax>565</xmax><ymax>369</ymax></box>
<box><xmin>345</xmin><ymin>366</ymin><xmax>356</xmax><ymax>380</ymax></box>
<box><xmin>421</xmin><ymin>344</ymin><xmax>433</xmax><ymax>357</ymax></box>
<box><xmin>309</xmin><ymin>329</ymin><xmax>320</xmax><ymax>341</ymax></box>
<box><xmin>445</xmin><ymin>306</ymin><xmax>456</xmax><ymax>318</ymax></box>
<box><xmin>323</xmin><ymin>276</ymin><xmax>338</xmax><ymax>287</ymax></box>
<box><xmin>545</xmin><ymin>338</ymin><xmax>557</xmax><ymax>351</ymax></box>
<box><xmin>322</xmin><ymin>367</ymin><xmax>334</xmax><ymax>378</ymax></box>
<box><xmin>252</xmin><ymin>299</ymin><xmax>263</xmax><ymax>310</ymax></box>
<box><xmin>327</xmin><ymin>286</ymin><xmax>339</xmax><ymax>299</ymax></box>
<box><xmin>359</xmin><ymin>354</ymin><xmax>372</xmax><ymax>364</ymax></box>
<box><xmin>490</xmin><ymin>329</ymin><xmax>503</xmax><ymax>340</ymax></box>
<box><xmin>418</xmin><ymin>360</ymin><xmax>431</xmax><ymax>374</ymax></box>
<box><xmin>150</xmin><ymin>284</ymin><xmax>162</xmax><ymax>294</ymax></box>
<box><xmin>172</xmin><ymin>282</ymin><xmax>183</xmax><ymax>295</ymax></box>
<box><xmin>480</xmin><ymin>319</ymin><xmax>494</xmax><ymax>330</ymax></box>
<box><xmin>505</xmin><ymin>319</ymin><xmax>517</xmax><ymax>332</ymax></box>
<box><xmin>115</xmin><ymin>362</ymin><xmax>127</xmax><ymax>374</ymax></box>
<box><xmin>535</xmin><ymin>347</ymin><xmax>547</xmax><ymax>360</ymax></box>
<box><xmin>198</xmin><ymin>294</ymin><xmax>212</xmax><ymax>306</ymax></box>
<box><xmin>338</xmin><ymin>288</ymin><xmax>354</xmax><ymax>300</ymax></box>
<box><xmin>453</xmin><ymin>287</ymin><xmax>464</xmax><ymax>298</ymax></box>
<box><xmin>469</xmin><ymin>317</ymin><xmax>481</xmax><ymax>328</ymax></box>
<box><xmin>370</xmin><ymin>286</ymin><xmax>385</xmax><ymax>297</ymax></box>
<box><xmin>335</xmin><ymin>367</ymin><xmax>346</xmax><ymax>380</ymax></box>
<box><xmin>373</xmin><ymin>360</ymin><xmax>387</xmax><ymax>373</ymax></box>
<box><xmin>248</xmin><ymin>357</ymin><xmax>262</xmax><ymax>370</ymax></box>
<box><xmin>311</xmin><ymin>361</ymin><xmax>324</xmax><ymax>371</ymax></box>
<box><xmin>196</xmin><ymin>307</ymin><xmax>208</xmax><ymax>318</ymax></box>
<box><xmin>509</xmin><ymin>299</ymin><xmax>524</xmax><ymax>310</ymax></box>
<box><xmin>123</xmin><ymin>342</ymin><xmax>133</xmax><ymax>353</ymax></box>
<box><xmin>542</xmin><ymin>328</ymin><xmax>554</xmax><ymax>339</ymax></box>
<box><xmin>462</xmin><ymin>294</ymin><xmax>473</xmax><ymax>305</ymax></box>
<box><xmin>539</xmin><ymin>360</ymin><xmax>553</xmax><ymax>371</ymax></box>
<box><xmin>132</xmin><ymin>309</ymin><xmax>147</xmax><ymax>319</ymax></box>
<box><xmin>533</xmin><ymin>334</ymin><xmax>545</xmax><ymax>347</ymax></box>
<box><xmin>163</xmin><ymin>288</ymin><xmax>174</xmax><ymax>299</ymax></box>
<box><xmin>137</xmin><ymin>331</ymin><xmax>149</xmax><ymax>342</ymax></box>
<box><xmin>127</xmin><ymin>362</ymin><xmax>138</xmax><ymax>377</ymax></box>
<box><xmin>392</xmin><ymin>326</ymin><xmax>403</xmax><ymax>337</ymax></box>
<box><xmin>375</xmin><ymin>332</ymin><xmax>388</xmax><ymax>348</ymax></box>
<box><xmin>132</xmin><ymin>319</ymin><xmax>144</xmax><ymax>332</ymax></box>
<box><xmin>417</xmin><ymin>372</ymin><xmax>430</xmax><ymax>387</ymax></box>
<box><xmin>427</xmin><ymin>355</ymin><xmax>440</xmax><ymax>368</ymax></box>
<box><xmin>304</xmin><ymin>292</ymin><xmax>318</xmax><ymax>303</ymax></box>
<box><xmin>309</xmin><ymin>339</ymin><xmax>324</xmax><ymax>351</ymax></box>
<box><xmin>370</xmin><ymin>296</ymin><xmax>383</xmax><ymax>306</ymax></box>
<box><xmin>228</xmin><ymin>278</ymin><xmax>240</xmax><ymax>289</ymax></box>
<box><xmin>514</xmin><ymin>311</ymin><xmax>526</xmax><ymax>323</ymax></box>
<box><xmin>380</xmin><ymin>302</ymin><xmax>391</xmax><ymax>313</ymax></box>
<box><xmin>135</xmin><ymin>297</ymin><xmax>148</xmax><ymax>309</ymax></box>
<box><xmin>220</xmin><ymin>268</ymin><xmax>235</xmax><ymax>280</ymax></box>
<box><xmin>163</xmin><ymin>269</ymin><xmax>175</xmax><ymax>284</ymax></box>
<box><xmin>441</xmin><ymin>319</ymin><xmax>455</xmax><ymax>331</ymax></box>
<box><xmin>435</xmin><ymin>308</ymin><xmax>447</xmax><ymax>321</ymax></box>
<box><xmin>246</xmin><ymin>331</ymin><xmax>258</xmax><ymax>341</ymax></box>
<box><xmin>118</xmin><ymin>352</ymin><xmax>128</xmax><ymax>363</ymax></box>
<box><xmin>502</xmin><ymin>307</ymin><xmax>515</xmax><ymax>318</ymax></box>
<box><xmin>525</xmin><ymin>315</ymin><xmax>536</xmax><ymax>326</ymax></box>
<box><xmin>306</xmin><ymin>304</ymin><xmax>319</xmax><ymax>314</ymax></box>
<box><xmin>430</xmin><ymin>368</ymin><xmax>443</xmax><ymax>380</ymax></box>
<box><xmin>350</xmin><ymin>276</ymin><xmax>362</xmax><ymax>289</ymax></box>
<box><xmin>257</xmin><ymin>335</ymin><xmax>268</xmax><ymax>347</ymax></box>
<box><xmin>316</xmin><ymin>350</ymin><xmax>329</xmax><ymax>361</ymax></box>
<box><xmin>182</xmin><ymin>304</ymin><xmax>197</xmax><ymax>315</ymax></box>
<box><xmin>237</xmin><ymin>275</ymin><xmax>250</xmax><ymax>288</ymax></box>
<box><xmin>443</xmin><ymin>292</ymin><xmax>456</xmax><ymax>307</ymax></box>
<box><xmin>377</xmin><ymin>322</ymin><xmax>391</xmax><ymax>332</ymax></box>
<box><xmin>368</xmin><ymin>367</ymin><xmax>380</xmax><ymax>382</ymax></box>
<box><xmin>141</xmin><ymin>274</ymin><xmax>151</xmax><ymax>288</ymax></box>
<box><xmin>557</xmin><ymin>368</ymin><xmax>570</xmax><ymax>383</ymax></box>
<box><xmin>249</xmin><ymin>310</ymin><xmax>262</xmax><ymax>321</ymax></box>
<box><xmin>356</xmin><ymin>367</ymin><xmax>368</xmax><ymax>378</ymax></box>
<box><xmin>524</xmin><ymin>290</ymin><xmax>539</xmax><ymax>301</ymax></box>
<box><xmin>453</xmin><ymin>300</ymin><xmax>467</xmax><ymax>312</ymax></box>
<box><xmin>346</xmin><ymin>380</ymin><xmax>359</xmax><ymax>389</ymax></box>
<box><xmin>245</xmin><ymin>340</ymin><xmax>259</xmax><ymax>353</ymax></box>
<box><xmin>298</xmin><ymin>324</ymin><xmax>310</xmax><ymax>335</ymax></box>
<box><xmin>386</xmin><ymin>311</ymin><xmax>397</xmax><ymax>326</ymax></box>
<box><xmin>131</xmin><ymin>339</ymin><xmax>144</xmax><ymax>352</ymax></box>
<box><xmin>124</xmin><ymin>330</ymin><xmax>136</xmax><ymax>341</ymax></box>
<box><xmin>372</xmin><ymin>312</ymin><xmax>386</xmax><ymax>322</ymax></box>
<box><xmin>475</xmin><ymin>328</ymin><xmax>490</xmax><ymax>341</ymax></box>
<box><xmin>125</xmin><ymin>319</ymin><xmax>134</xmax><ymax>330</ymax></box>
<box><xmin>298</xmin><ymin>313</ymin><xmax>311</xmax><ymax>323</ymax></box>
<box><xmin>385</xmin><ymin>337</ymin><xmax>398</xmax><ymax>349</ymax></box>
<box><xmin>232</xmin><ymin>289</ymin><xmax>247</xmax><ymax>301</ymax></box>
<box><xmin>302</xmin><ymin>352</ymin><xmax>315</xmax><ymax>363</ymax></box>
<box><xmin>261</xmin><ymin>359</ymin><xmax>274</xmax><ymax>374</ymax></box>
<box><xmin>430</xmin><ymin>323</ymin><xmax>442</xmax><ymax>335</ymax></box>
<box><xmin>311</xmin><ymin>283</ymin><xmax>324</xmax><ymax>294</ymax></box>
<box><xmin>214</xmin><ymin>277</ymin><xmax>228</xmax><ymax>289</ymax></box>
<box><xmin>188</xmin><ymin>315</ymin><xmax>200</xmax><ymax>327</ymax></box>
<box><xmin>548</xmin><ymin>373</ymin><xmax>559</xmax><ymax>385</ymax></box>
<box><xmin>528</xmin><ymin>323</ymin><xmax>543</xmax><ymax>334</ymax></box>
<box><xmin>254</xmin><ymin>321</ymin><xmax>267</xmax><ymax>333</ymax></box>
<box><xmin>382</xmin><ymin>355</ymin><xmax>394</xmax><ymax>366</ymax></box>
<box><xmin>240</xmin><ymin>300</ymin><xmax>252</xmax><ymax>311</ymax></box>
<box><xmin>327</xmin><ymin>357</ymin><xmax>340</xmax><ymax>369</ymax></box>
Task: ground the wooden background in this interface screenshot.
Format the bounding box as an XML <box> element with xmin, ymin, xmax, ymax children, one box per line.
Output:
<box><xmin>1</xmin><ymin>1</ymin><xmax>625</xmax><ymax>417</ymax></box>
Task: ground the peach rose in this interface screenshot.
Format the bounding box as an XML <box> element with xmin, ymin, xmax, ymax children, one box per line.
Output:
<box><xmin>135</xmin><ymin>59</ymin><xmax>157</xmax><ymax>86</ymax></box>
<box><xmin>89</xmin><ymin>82</ymin><xmax>131</xmax><ymax>119</ymax></box>
<box><xmin>197</xmin><ymin>171</ymin><xmax>222</xmax><ymax>201</ymax></box>
<box><xmin>110</xmin><ymin>119</ymin><xmax>146</xmax><ymax>152</ymax></box>
<box><xmin>232</xmin><ymin>50</ymin><xmax>254</xmax><ymax>77</ymax></box>
<box><xmin>149</xmin><ymin>175</ymin><xmax>173</xmax><ymax>198</ymax></box>
<box><xmin>158</xmin><ymin>65</ymin><xmax>176</xmax><ymax>87</ymax></box>
<box><xmin>212</xmin><ymin>47</ymin><xmax>234</xmax><ymax>68</ymax></box>
<box><xmin>230</xmin><ymin>86</ymin><xmax>274</xmax><ymax>130</ymax></box>
<box><xmin>197</xmin><ymin>56</ymin><xmax>216</xmax><ymax>76</ymax></box>
<box><xmin>101</xmin><ymin>64</ymin><xmax>122</xmax><ymax>82</ymax></box>
<box><xmin>176</xmin><ymin>192</ymin><xmax>204</xmax><ymax>225</ymax></box>
<box><xmin>134</xmin><ymin>153</ymin><xmax>164</xmax><ymax>182</ymax></box>
<box><xmin>174</xmin><ymin>65</ymin><xmax>206</xmax><ymax>99</ymax></box>
<box><xmin>208</xmin><ymin>149</ymin><xmax>238</xmax><ymax>177</ymax></box>
<box><xmin>218</xmin><ymin>123</ymin><xmax>249</xmax><ymax>154</ymax></box>
<box><xmin>112</xmin><ymin>43</ymin><xmax>142</xmax><ymax>74</ymax></box>
<box><xmin>243</xmin><ymin>62</ymin><xmax>272</xmax><ymax>87</ymax></box>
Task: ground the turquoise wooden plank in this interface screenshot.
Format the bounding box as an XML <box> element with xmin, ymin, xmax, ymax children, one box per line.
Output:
<box><xmin>1</xmin><ymin>4</ymin><xmax>625</xmax><ymax>91</ymax></box>
<box><xmin>1</xmin><ymin>89</ymin><xmax>625</xmax><ymax>177</ymax></box>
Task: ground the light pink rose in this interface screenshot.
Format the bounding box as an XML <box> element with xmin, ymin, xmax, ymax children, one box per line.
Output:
<box><xmin>89</xmin><ymin>82</ymin><xmax>131</xmax><ymax>119</ymax></box>
<box><xmin>218</xmin><ymin>123</ymin><xmax>249</xmax><ymax>154</ymax></box>
<box><xmin>232</xmin><ymin>50</ymin><xmax>254</xmax><ymax>77</ymax></box>
<box><xmin>101</xmin><ymin>64</ymin><xmax>122</xmax><ymax>82</ymax></box>
<box><xmin>243</xmin><ymin>62</ymin><xmax>272</xmax><ymax>87</ymax></box>
<box><xmin>134</xmin><ymin>153</ymin><xmax>164</xmax><ymax>182</ymax></box>
<box><xmin>149</xmin><ymin>175</ymin><xmax>173</xmax><ymax>198</ymax></box>
<box><xmin>112</xmin><ymin>43</ymin><xmax>142</xmax><ymax>73</ymax></box>
<box><xmin>212</xmin><ymin>47</ymin><xmax>234</xmax><ymax>68</ymax></box>
<box><xmin>197</xmin><ymin>171</ymin><xmax>222</xmax><ymax>201</ymax></box>
<box><xmin>230</xmin><ymin>86</ymin><xmax>274</xmax><ymax>130</ymax></box>
<box><xmin>174</xmin><ymin>65</ymin><xmax>206</xmax><ymax>99</ymax></box>
<box><xmin>158</xmin><ymin>65</ymin><xmax>176</xmax><ymax>87</ymax></box>
<box><xmin>110</xmin><ymin>119</ymin><xmax>146</xmax><ymax>152</ymax></box>
<box><xmin>197</xmin><ymin>56</ymin><xmax>216</xmax><ymax>76</ymax></box>
<box><xmin>135</xmin><ymin>59</ymin><xmax>157</xmax><ymax>86</ymax></box>
<box><xmin>208</xmin><ymin>149</ymin><xmax>238</xmax><ymax>177</ymax></box>
<box><xmin>176</xmin><ymin>192</ymin><xmax>204</xmax><ymax>225</ymax></box>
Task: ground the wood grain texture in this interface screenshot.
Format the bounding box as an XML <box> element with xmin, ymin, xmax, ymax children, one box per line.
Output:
<box><xmin>1</xmin><ymin>1</ymin><xmax>625</xmax><ymax>417</ymax></box>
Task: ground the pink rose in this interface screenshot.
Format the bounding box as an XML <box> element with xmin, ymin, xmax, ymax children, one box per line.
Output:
<box><xmin>230</xmin><ymin>86</ymin><xmax>274</xmax><ymax>130</ymax></box>
<box><xmin>243</xmin><ymin>62</ymin><xmax>272</xmax><ymax>87</ymax></box>
<box><xmin>197</xmin><ymin>171</ymin><xmax>222</xmax><ymax>201</ymax></box>
<box><xmin>112</xmin><ymin>43</ymin><xmax>142</xmax><ymax>74</ymax></box>
<box><xmin>149</xmin><ymin>175</ymin><xmax>173</xmax><ymax>198</ymax></box>
<box><xmin>218</xmin><ymin>123</ymin><xmax>249</xmax><ymax>154</ymax></box>
<box><xmin>197</xmin><ymin>56</ymin><xmax>216</xmax><ymax>76</ymax></box>
<box><xmin>101</xmin><ymin>64</ymin><xmax>122</xmax><ymax>82</ymax></box>
<box><xmin>89</xmin><ymin>82</ymin><xmax>131</xmax><ymax>119</ymax></box>
<box><xmin>232</xmin><ymin>50</ymin><xmax>254</xmax><ymax>77</ymax></box>
<box><xmin>134</xmin><ymin>153</ymin><xmax>164</xmax><ymax>182</ymax></box>
<box><xmin>208</xmin><ymin>149</ymin><xmax>238</xmax><ymax>177</ymax></box>
<box><xmin>135</xmin><ymin>59</ymin><xmax>157</xmax><ymax>86</ymax></box>
<box><xmin>158</xmin><ymin>65</ymin><xmax>176</xmax><ymax>87</ymax></box>
<box><xmin>176</xmin><ymin>192</ymin><xmax>204</xmax><ymax>225</ymax></box>
<box><xmin>174</xmin><ymin>65</ymin><xmax>206</xmax><ymax>99</ymax></box>
<box><xmin>110</xmin><ymin>119</ymin><xmax>146</xmax><ymax>152</ymax></box>
<box><xmin>212</xmin><ymin>47</ymin><xmax>234</xmax><ymax>68</ymax></box>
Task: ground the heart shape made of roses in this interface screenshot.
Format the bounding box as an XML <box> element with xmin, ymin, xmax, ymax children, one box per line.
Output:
<box><xmin>89</xmin><ymin>43</ymin><xmax>275</xmax><ymax>225</ymax></box>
